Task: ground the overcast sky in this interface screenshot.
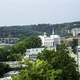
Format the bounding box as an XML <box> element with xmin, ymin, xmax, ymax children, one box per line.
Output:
<box><xmin>0</xmin><ymin>0</ymin><xmax>80</xmax><ymax>26</ymax></box>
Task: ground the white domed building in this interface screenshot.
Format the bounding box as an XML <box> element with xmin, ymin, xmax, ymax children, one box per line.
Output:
<box><xmin>25</xmin><ymin>30</ymin><xmax>61</xmax><ymax>60</ymax></box>
<box><xmin>39</xmin><ymin>30</ymin><xmax>61</xmax><ymax>47</ymax></box>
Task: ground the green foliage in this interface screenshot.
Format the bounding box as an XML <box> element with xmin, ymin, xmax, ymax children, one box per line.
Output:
<box><xmin>12</xmin><ymin>60</ymin><xmax>62</xmax><ymax>80</ymax></box>
<box><xmin>0</xmin><ymin>46</ymin><xmax>22</xmax><ymax>61</ymax></box>
<box><xmin>11</xmin><ymin>36</ymin><xmax>41</xmax><ymax>55</ymax></box>
<box><xmin>7</xmin><ymin>54</ymin><xmax>23</xmax><ymax>61</ymax></box>
<box><xmin>0</xmin><ymin>46</ymin><xmax>11</xmax><ymax>61</ymax></box>
<box><xmin>71</xmin><ymin>39</ymin><xmax>78</xmax><ymax>54</ymax></box>
<box><xmin>12</xmin><ymin>44</ymin><xmax>79</xmax><ymax>80</ymax></box>
<box><xmin>37</xmin><ymin>44</ymin><xmax>79</xmax><ymax>80</ymax></box>
<box><xmin>0</xmin><ymin>63</ymin><xmax>10</xmax><ymax>77</ymax></box>
<box><xmin>0</xmin><ymin>21</ymin><xmax>80</xmax><ymax>37</ymax></box>
<box><xmin>46</xmin><ymin>69</ymin><xmax>62</xmax><ymax>80</ymax></box>
<box><xmin>0</xmin><ymin>36</ymin><xmax>41</xmax><ymax>61</ymax></box>
<box><xmin>37</xmin><ymin>49</ymin><xmax>56</xmax><ymax>65</ymax></box>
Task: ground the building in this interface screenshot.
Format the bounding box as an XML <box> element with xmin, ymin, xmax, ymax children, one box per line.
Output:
<box><xmin>39</xmin><ymin>30</ymin><xmax>60</xmax><ymax>47</ymax></box>
<box><xmin>0</xmin><ymin>38</ymin><xmax>19</xmax><ymax>46</ymax></box>
<box><xmin>71</xmin><ymin>28</ymin><xmax>80</xmax><ymax>37</ymax></box>
<box><xmin>25</xmin><ymin>48</ymin><xmax>44</xmax><ymax>60</ymax></box>
<box><xmin>25</xmin><ymin>30</ymin><xmax>60</xmax><ymax>60</ymax></box>
<box><xmin>71</xmin><ymin>28</ymin><xmax>80</xmax><ymax>72</ymax></box>
<box><xmin>71</xmin><ymin>37</ymin><xmax>80</xmax><ymax>73</ymax></box>
<box><xmin>76</xmin><ymin>45</ymin><xmax>80</xmax><ymax>72</ymax></box>
<box><xmin>25</xmin><ymin>47</ymin><xmax>56</xmax><ymax>60</ymax></box>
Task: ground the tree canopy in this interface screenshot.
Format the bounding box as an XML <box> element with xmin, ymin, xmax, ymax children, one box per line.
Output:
<box><xmin>37</xmin><ymin>44</ymin><xmax>79</xmax><ymax>80</ymax></box>
<box><xmin>12</xmin><ymin>44</ymin><xmax>79</xmax><ymax>80</ymax></box>
<box><xmin>11</xmin><ymin>36</ymin><xmax>41</xmax><ymax>54</ymax></box>
<box><xmin>12</xmin><ymin>60</ymin><xmax>62</xmax><ymax>80</ymax></box>
<box><xmin>0</xmin><ymin>63</ymin><xmax>10</xmax><ymax>77</ymax></box>
<box><xmin>0</xmin><ymin>36</ymin><xmax>41</xmax><ymax>61</ymax></box>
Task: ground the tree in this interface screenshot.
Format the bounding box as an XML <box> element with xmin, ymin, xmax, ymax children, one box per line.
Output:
<box><xmin>0</xmin><ymin>46</ymin><xmax>11</xmax><ymax>61</ymax></box>
<box><xmin>11</xmin><ymin>36</ymin><xmax>41</xmax><ymax>54</ymax></box>
<box><xmin>7</xmin><ymin>54</ymin><xmax>23</xmax><ymax>61</ymax></box>
<box><xmin>6</xmin><ymin>36</ymin><xmax>41</xmax><ymax>61</ymax></box>
<box><xmin>0</xmin><ymin>63</ymin><xmax>10</xmax><ymax>77</ymax></box>
<box><xmin>22</xmin><ymin>36</ymin><xmax>41</xmax><ymax>48</ymax></box>
<box><xmin>37</xmin><ymin>44</ymin><xmax>79</xmax><ymax>80</ymax></box>
<box><xmin>12</xmin><ymin>59</ymin><xmax>62</xmax><ymax>80</ymax></box>
<box><xmin>71</xmin><ymin>38</ymin><xmax>78</xmax><ymax>54</ymax></box>
<box><xmin>12</xmin><ymin>44</ymin><xmax>79</xmax><ymax>80</ymax></box>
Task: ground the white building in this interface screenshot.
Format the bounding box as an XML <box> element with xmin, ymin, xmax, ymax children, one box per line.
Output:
<box><xmin>76</xmin><ymin>45</ymin><xmax>80</xmax><ymax>73</ymax></box>
<box><xmin>25</xmin><ymin>30</ymin><xmax>60</xmax><ymax>60</ymax></box>
<box><xmin>0</xmin><ymin>38</ymin><xmax>19</xmax><ymax>46</ymax></box>
<box><xmin>25</xmin><ymin>47</ymin><xmax>56</xmax><ymax>60</ymax></box>
<box><xmin>39</xmin><ymin>31</ymin><xmax>60</xmax><ymax>47</ymax></box>
<box><xmin>71</xmin><ymin>28</ymin><xmax>80</xmax><ymax>37</ymax></box>
<box><xmin>67</xmin><ymin>46</ymin><xmax>80</xmax><ymax>73</ymax></box>
<box><xmin>25</xmin><ymin>48</ymin><xmax>44</xmax><ymax>60</ymax></box>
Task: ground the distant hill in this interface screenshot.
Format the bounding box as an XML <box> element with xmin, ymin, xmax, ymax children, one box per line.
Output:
<box><xmin>0</xmin><ymin>21</ymin><xmax>80</xmax><ymax>37</ymax></box>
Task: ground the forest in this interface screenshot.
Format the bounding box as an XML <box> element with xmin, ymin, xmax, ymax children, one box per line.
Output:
<box><xmin>0</xmin><ymin>21</ymin><xmax>80</xmax><ymax>37</ymax></box>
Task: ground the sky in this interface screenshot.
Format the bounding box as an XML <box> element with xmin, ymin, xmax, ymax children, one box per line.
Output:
<box><xmin>0</xmin><ymin>0</ymin><xmax>80</xmax><ymax>26</ymax></box>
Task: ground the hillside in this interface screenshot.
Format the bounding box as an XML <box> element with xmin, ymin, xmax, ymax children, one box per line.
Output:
<box><xmin>0</xmin><ymin>21</ymin><xmax>80</xmax><ymax>37</ymax></box>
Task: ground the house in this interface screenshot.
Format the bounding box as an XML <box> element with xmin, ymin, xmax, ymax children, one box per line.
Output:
<box><xmin>25</xmin><ymin>47</ymin><xmax>56</xmax><ymax>60</ymax></box>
